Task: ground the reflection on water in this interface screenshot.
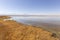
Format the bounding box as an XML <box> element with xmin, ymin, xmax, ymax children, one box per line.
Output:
<box><xmin>11</xmin><ymin>16</ymin><xmax>60</xmax><ymax>31</ymax></box>
<box><xmin>11</xmin><ymin>16</ymin><xmax>60</xmax><ymax>25</ymax></box>
<box><xmin>11</xmin><ymin>16</ymin><xmax>60</xmax><ymax>38</ymax></box>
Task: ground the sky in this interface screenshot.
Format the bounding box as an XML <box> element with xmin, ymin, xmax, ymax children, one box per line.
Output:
<box><xmin>0</xmin><ymin>0</ymin><xmax>60</xmax><ymax>15</ymax></box>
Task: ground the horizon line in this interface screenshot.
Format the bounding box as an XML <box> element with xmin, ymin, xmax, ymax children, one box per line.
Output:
<box><xmin>0</xmin><ymin>15</ymin><xmax>60</xmax><ymax>17</ymax></box>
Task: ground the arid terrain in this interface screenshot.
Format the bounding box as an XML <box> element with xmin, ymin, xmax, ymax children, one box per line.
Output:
<box><xmin>0</xmin><ymin>16</ymin><xmax>60</xmax><ymax>40</ymax></box>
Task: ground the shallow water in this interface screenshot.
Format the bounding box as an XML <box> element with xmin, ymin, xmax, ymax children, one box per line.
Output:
<box><xmin>11</xmin><ymin>16</ymin><xmax>60</xmax><ymax>35</ymax></box>
<box><xmin>10</xmin><ymin>16</ymin><xmax>60</xmax><ymax>38</ymax></box>
<box><xmin>11</xmin><ymin>16</ymin><xmax>60</xmax><ymax>25</ymax></box>
<box><xmin>11</xmin><ymin>17</ymin><xmax>60</xmax><ymax>31</ymax></box>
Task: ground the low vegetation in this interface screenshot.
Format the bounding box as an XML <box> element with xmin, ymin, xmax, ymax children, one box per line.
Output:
<box><xmin>0</xmin><ymin>16</ymin><xmax>11</xmax><ymax>19</ymax></box>
<box><xmin>0</xmin><ymin>16</ymin><xmax>59</xmax><ymax>40</ymax></box>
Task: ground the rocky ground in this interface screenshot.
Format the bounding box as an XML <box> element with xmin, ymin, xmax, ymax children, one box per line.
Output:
<box><xmin>0</xmin><ymin>16</ymin><xmax>59</xmax><ymax>40</ymax></box>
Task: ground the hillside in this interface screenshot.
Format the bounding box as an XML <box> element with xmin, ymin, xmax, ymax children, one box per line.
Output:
<box><xmin>0</xmin><ymin>17</ymin><xmax>59</xmax><ymax>40</ymax></box>
<box><xmin>0</xmin><ymin>16</ymin><xmax>11</xmax><ymax>19</ymax></box>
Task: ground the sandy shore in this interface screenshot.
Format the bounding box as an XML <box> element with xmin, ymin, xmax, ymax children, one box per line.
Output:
<box><xmin>0</xmin><ymin>18</ymin><xmax>59</xmax><ymax>40</ymax></box>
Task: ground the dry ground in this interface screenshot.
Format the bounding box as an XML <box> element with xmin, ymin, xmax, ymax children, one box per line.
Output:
<box><xmin>0</xmin><ymin>18</ymin><xmax>59</xmax><ymax>40</ymax></box>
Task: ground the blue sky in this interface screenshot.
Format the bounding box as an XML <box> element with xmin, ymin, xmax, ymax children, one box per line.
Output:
<box><xmin>0</xmin><ymin>0</ymin><xmax>60</xmax><ymax>15</ymax></box>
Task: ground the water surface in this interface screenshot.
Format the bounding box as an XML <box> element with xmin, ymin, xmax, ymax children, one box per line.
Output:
<box><xmin>11</xmin><ymin>16</ymin><xmax>60</xmax><ymax>33</ymax></box>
